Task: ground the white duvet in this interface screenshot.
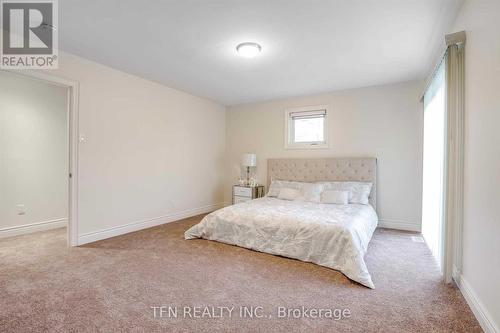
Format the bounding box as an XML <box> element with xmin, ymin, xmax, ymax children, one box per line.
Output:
<box><xmin>185</xmin><ymin>197</ymin><xmax>378</xmax><ymax>288</ymax></box>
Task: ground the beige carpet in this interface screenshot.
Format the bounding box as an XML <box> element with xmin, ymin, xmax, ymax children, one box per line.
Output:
<box><xmin>0</xmin><ymin>215</ymin><xmax>481</xmax><ymax>332</ymax></box>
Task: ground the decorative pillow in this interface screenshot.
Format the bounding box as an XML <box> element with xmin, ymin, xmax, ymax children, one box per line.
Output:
<box><xmin>277</xmin><ymin>187</ymin><xmax>300</xmax><ymax>201</ymax></box>
<box><xmin>267</xmin><ymin>186</ymin><xmax>280</xmax><ymax>197</ymax></box>
<box><xmin>349</xmin><ymin>183</ymin><xmax>372</xmax><ymax>205</ymax></box>
<box><xmin>268</xmin><ymin>180</ymin><xmax>323</xmax><ymax>203</ymax></box>
<box><xmin>295</xmin><ymin>183</ymin><xmax>324</xmax><ymax>203</ymax></box>
<box><xmin>318</xmin><ymin>181</ymin><xmax>373</xmax><ymax>205</ymax></box>
<box><xmin>267</xmin><ymin>180</ymin><xmax>305</xmax><ymax>197</ymax></box>
<box><xmin>321</xmin><ymin>190</ymin><xmax>349</xmax><ymax>204</ymax></box>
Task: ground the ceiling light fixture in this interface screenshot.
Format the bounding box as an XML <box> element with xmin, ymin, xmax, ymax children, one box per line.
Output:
<box><xmin>236</xmin><ymin>42</ymin><xmax>262</xmax><ymax>58</ymax></box>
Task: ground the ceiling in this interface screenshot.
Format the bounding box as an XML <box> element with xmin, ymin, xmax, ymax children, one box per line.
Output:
<box><xmin>59</xmin><ymin>0</ymin><xmax>463</xmax><ymax>105</ymax></box>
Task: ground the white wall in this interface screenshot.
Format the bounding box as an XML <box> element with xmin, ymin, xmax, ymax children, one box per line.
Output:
<box><xmin>226</xmin><ymin>80</ymin><xmax>423</xmax><ymax>231</ymax></box>
<box><xmin>31</xmin><ymin>52</ymin><xmax>226</xmax><ymax>243</ymax></box>
<box><xmin>0</xmin><ymin>71</ymin><xmax>68</xmax><ymax>234</ymax></box>
<box><xmin>449</xmin><ymin>1</ymin><xmax>500</xmax><ymax>331</ymax></box>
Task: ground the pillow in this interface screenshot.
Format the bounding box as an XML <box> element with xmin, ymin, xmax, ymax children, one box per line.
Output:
<box><xmin>295</xmin><ymin>183</ymin><xmax>324</xmax><ymax>203</ymax></box>
<box><xmin>268</xmin><ymin>180</ymin><xmax>323</xmax><ymax>203</ymax></box>
<box><xmin>267</xmin><ymin>186</ymin><xmax>280</xmax><ymax>197</ymax></box>
<box><xmin>277</xmin><ymin>187</ymin><xmax>300</xmax><ymax>201</ymax></box>
<box><xmin>349</xmin><ymin>183</ymin><xmax>372</xmax><ymax>205</ymax></box>
<box><xmin>318</xmin><ymin>181</ymin><xmax>373</xmax><ymax>205</ymax></box>
<box><xmin>321</xmin><ymin>190</ymin><xmax>349</xmax><ymax>204</ymax></box>
<box><xmin>267</xmin><ymin>180</ymin><xmax>305</xmax><ymax>197</ymax></box>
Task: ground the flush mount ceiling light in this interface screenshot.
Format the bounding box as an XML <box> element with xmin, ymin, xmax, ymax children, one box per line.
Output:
<box><xmin>236</xmin><ymin>42</ymin><xmax>262</xmax><ymax>58</ymax></box>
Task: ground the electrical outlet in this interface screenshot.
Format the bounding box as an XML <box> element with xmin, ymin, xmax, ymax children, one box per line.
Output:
<box><xmin>16</xmin><ymin>204</ymin><xmax>26</xmax><ymax>215</ymax></box>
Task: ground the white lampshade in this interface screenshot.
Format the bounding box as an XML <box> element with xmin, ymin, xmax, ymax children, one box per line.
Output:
<box><xmin>241</xmin><ymin>153</ymin><xmax>257</xmax><ymax>167</ymax></box>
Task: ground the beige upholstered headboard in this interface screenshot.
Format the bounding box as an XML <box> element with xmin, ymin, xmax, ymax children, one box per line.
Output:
<box><xmin>267</xmin><ymin>157</ymin><xmax>377</xmax><ymax>208</ymax></box>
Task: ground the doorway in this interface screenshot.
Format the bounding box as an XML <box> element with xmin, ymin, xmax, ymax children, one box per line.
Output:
<box><xmin>0</xmin><ymin>70</ymin><xmax>79</xmax><ymax>246</ymax></box>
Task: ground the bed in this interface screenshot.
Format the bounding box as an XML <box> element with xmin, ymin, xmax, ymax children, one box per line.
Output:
<box><xmin>185</xmin><ymin>158</ymin><xmax>378</xmax><ymax>288</ymax></box>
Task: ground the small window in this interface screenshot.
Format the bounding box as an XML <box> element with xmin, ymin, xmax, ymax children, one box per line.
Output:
<box><xmin>285</xmin><ymin>106</ymin><xmax>328</xmax><ymax>149</ymax></box>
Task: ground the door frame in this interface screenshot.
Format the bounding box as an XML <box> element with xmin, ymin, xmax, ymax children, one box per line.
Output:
<box><xmin>2</xmin><ymin>69</ymin><xmax>80</xmax><ymax>246</ymax></box>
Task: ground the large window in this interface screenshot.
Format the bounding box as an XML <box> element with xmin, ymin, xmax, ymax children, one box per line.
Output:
<box><xmin>422</xmin><ymin>60</ymin><xmax>446</xmax><ymax>269</ymax></box>
<box><xmin>285</xmin><ymin>106</ymin><xmax>328</xmax><ymax>149</ymax></box>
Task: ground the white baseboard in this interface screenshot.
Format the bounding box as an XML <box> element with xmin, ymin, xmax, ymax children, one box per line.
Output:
<box><xmin>378</xmin><ymin>219</ymin><xmax>421</xmax><ymax>232</ymax></box>
<box><xmin>78</xmin><ymin>202</ymin><xmax>226</xmax><ymax>245</ymax></box>
<box><xmin>0</xmin><ymin>218</ymin><xmax>67</xmax><ymax>239</ymax></box>
<box><xmin>455</xmin><ymin>273</ymin><xmax>499</xmax><ymax>333</ymax></box>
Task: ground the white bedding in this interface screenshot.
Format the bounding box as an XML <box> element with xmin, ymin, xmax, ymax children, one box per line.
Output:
<box><xmin>185</xmin><ymin>197</ymin><xmax>378</xmax><ymax>288</ymax></box>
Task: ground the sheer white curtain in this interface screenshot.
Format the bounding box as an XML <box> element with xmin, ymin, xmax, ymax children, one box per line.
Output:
<box><xmin>443</xmin><ymin>41</ymin><xmax>466</xmax><ymax>283</ymax></box>
<box><xmin>422</xmin><ymin>60</ymin><xmax>446</xmax><ymax>268</ymax></box>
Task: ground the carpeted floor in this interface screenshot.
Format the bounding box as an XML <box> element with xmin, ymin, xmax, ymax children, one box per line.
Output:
<box><xmin>0</xmin><ymin>214</ymin><xmax>481</xmax><ymax>332</ymax></box>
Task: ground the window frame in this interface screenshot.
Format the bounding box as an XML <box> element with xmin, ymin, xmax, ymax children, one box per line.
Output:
<box><xmin>284</xmin><ymin>105</ymin><xmax>329</xmax><ymax>149</ymax></box>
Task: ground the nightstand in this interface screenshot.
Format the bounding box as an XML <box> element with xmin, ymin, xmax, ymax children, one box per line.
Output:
<box><xmin>232</xmin><ymin>185</ymin><xmax>265</xmax><ymax>204</ymax></box>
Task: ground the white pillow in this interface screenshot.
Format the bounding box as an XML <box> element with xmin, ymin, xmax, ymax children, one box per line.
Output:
<box><xmin>267</xmin><ymin>180</ymin><xmax>303</xmax><ymax>197</ymax></box>
<box><xmin>295</xmin><ymin>183</ymin><xmax>324</xmax><ymax>203</ymax></box>
<box><xmin>321</xmin><ymin>190</ymin><xmax>349</xmax><ymax>204</ymax></box>
<box><xmin>277</xmin><ymin>187</ymin><xmax>300</xmax><ymax>201</ymax></box>
<box><xmin>349</xmin><ymin>183</ymin><xmax>372</xmax><ymax>205</ymax></box>
<box><xmin>318</xmin><ymin>181</ymin><xmax>373</xmax><ymax>205</ymax></box>
<box><xmin>267</xmin><ymin>186</ymin><xmax>280</xmax><ymax>197</ymax></box>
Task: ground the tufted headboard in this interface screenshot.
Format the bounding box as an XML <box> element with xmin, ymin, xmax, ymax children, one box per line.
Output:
<box><xmin>267</xmin><ymin>157</ymin><xmax>377</xmax><ymax>208</ymax></box>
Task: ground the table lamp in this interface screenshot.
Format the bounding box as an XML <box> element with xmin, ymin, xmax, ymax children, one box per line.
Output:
<box><xmin>241</xmin><ymin>153</ymin><xmax>257</xmax><ymax>186</ymax></box>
